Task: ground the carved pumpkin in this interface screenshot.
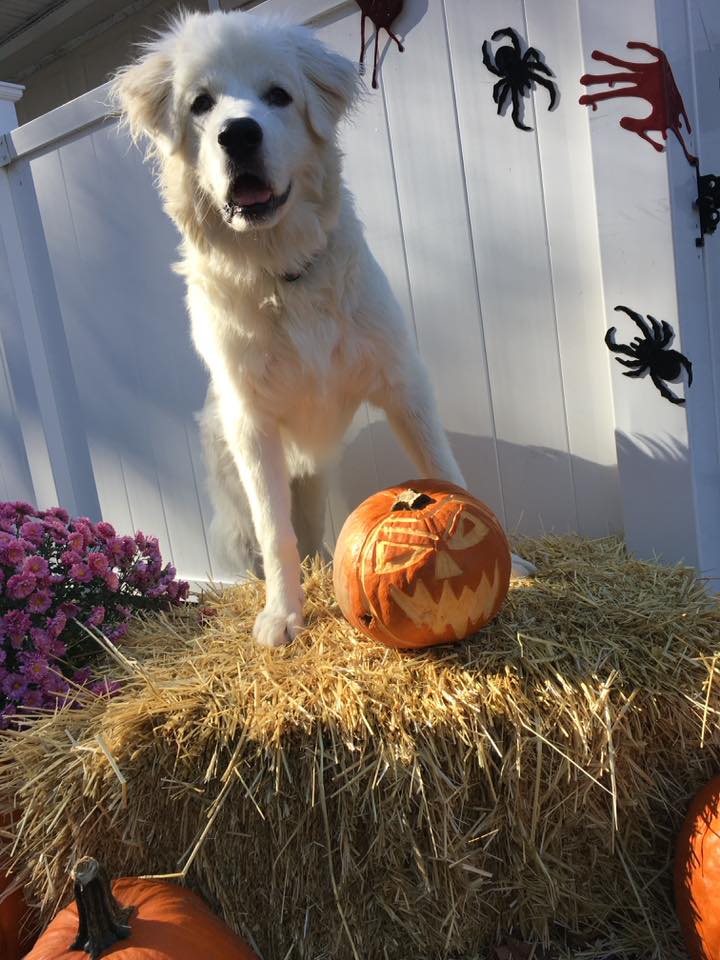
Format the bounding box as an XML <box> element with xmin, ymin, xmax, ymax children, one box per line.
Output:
<box><xmin>675</xmin><ymin>776</ymin><xmax>720</xmax><ymax>960</ymax></box>
<box><xmin>25</xmin><ymin>857</ymin><xmax>259</xmax><ymax>960</ymax></box>
<box><xmin>333</xmin><ymin>479</ymin><xmax>511</xmax><ymax>649</ymax></box>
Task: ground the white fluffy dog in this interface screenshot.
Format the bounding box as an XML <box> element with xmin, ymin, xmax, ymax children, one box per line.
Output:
<box><xmin>113</xmin><ymin>10</ymin><xmax>533</xmax><ymax>648</ymax></box>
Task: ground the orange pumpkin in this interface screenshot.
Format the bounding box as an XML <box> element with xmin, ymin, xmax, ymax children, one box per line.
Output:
<box><xmin>1</xmin><ymin>866</ymin><xmax>30</xmax><ymax>960</ymax></box>
<box><xmin>26</xmin><ymin>857</ymin><xmax>258</xmax><ymax>960</ymax></box>
<box><xmin>1</xmin><ymin>811</ymin><xmax>35</xmax><ymax>960</ymax></box>
<box><xmin>333</xmin><ymin>479</ymin><xmax>511</xmax><ymax>649</ymax></box>
<box><xmin>675</xmin><ymin>776</ymin><xmax>720</xmax><ymax>960</ymax></box>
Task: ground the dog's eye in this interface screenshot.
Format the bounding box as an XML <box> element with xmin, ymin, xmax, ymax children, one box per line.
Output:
<box><xmin>265</xmin><ymin>86</ymin><xmax>292</xmax><ymax>108</ymax></box>
<box><xmin>191</xmin><ymin>93</ymin><xmax>215</xmax><ymax>116</ymax></box>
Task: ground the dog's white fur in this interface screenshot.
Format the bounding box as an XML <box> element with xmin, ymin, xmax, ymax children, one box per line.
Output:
<box><xmin>113</xmin><ymin>10</ymin><xmax>533</xmax><ymax>647</ymax></box>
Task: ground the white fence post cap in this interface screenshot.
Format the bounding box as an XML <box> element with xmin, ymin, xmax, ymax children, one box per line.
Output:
<box><xmin>0</xmin><ymin>82</ymin><xmax>24</xmax><ymax>103</ymax></box>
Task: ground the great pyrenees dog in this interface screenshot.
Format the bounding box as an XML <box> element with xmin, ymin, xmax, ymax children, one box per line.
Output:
<box><xmin>113</xmin><ymin>10</ymin><xmax>534</xmax><ymax>648</ymax></box>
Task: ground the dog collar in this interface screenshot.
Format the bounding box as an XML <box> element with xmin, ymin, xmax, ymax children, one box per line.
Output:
<box><xmin>280</xmin><ymin>256</ymin><xmax>316</xmax><ymax>284</ymax></box>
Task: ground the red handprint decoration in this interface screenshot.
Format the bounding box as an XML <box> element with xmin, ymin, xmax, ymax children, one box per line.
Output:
<box><xmin>355</xmin><ymin>0</ymin><xmax>405</xmax><ymax>89</ymax></box>
<box><xmin>579</xmin><ymin>42</ymin><xmax>697</xmax><ymax>166</ymax></box>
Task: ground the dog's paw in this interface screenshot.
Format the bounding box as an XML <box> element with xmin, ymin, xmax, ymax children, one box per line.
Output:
<box><xmin>510</xmin><ymin>553</ymin><xmax>537</xmax><ymax>580</ymax></box>
<box><xmin>253</xmin><ymin>608</ymin><xmax>304</xmax><ymax>648</ymax></box>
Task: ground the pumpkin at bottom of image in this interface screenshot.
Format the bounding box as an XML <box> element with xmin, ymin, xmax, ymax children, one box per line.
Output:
<box><xmin>25</xmin><ymin>857</ymin><xmax>259</xmax><ymax>960</ymax></box>
<box><xmin>675</xmin><ymin>775</ymin><xmax>720</xmax><ymax>960</ymax></box>
<box><xmin>1</xmin><ymin>808</ymin><xmax>37</xmax><ymax>960</ymax></box>
<box><xmin>1</xmin><ymin>866</ymin><xmax>32</xmax><ymax>960</ymax></box>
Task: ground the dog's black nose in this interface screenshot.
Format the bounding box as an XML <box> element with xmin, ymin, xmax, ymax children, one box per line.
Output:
<box><xmin>217</xmin><ymin>118</ymin><xmax>263</xmax><ymax>158</ymax></box>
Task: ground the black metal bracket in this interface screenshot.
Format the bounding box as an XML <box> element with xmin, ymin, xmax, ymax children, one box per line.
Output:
<box><xmin>695</xmin><ymin>169</ymin><xmax>720</xmax><ymax>247</ymax></box>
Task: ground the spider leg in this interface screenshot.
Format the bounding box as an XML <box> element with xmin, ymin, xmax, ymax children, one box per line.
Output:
<box><xmin>527</xmin><ymin>59</ymin><xmax>554</xmax><ymax>77</ymax></box>
<box><xmin>651</xmin><ymin>373</ymin><xmax>685</xmax><ymax>404</ymax></box>
<box><xmin>680</xmin><ymin>354</ymin><xmax>693</xmax><ymax>387</ymax></box>
<box><xmin>605</xmin><ymin>326</ymin><xmax>639</xmax><ymax>357</ymax></box>
<box><xmin>531</xmin><ymin>73</ymin><xmax>558</xmax><ymax>110</ymax></box>
<box><xmin>659</xmin><ymin>320</ymin><xmax>674</xmax><ymax>347</ymax></box>
<box><xmin>622</xmin><ymin>365</ymin><xmax>648</xmax><ymax>378</ymax></box>
<box><xmin>511</xmin><ymin>86</ymin><xmax>532</xmax><ymax>131</ymax></box>
<box><xmin>645</xmin><ymin>313</ymin><xmax>663</xmax><ymax>343</ymax></box>
<box><xmin>491</xmin><ymin>28</ymin><xmax>522</xmax><ymax>56</ymax></box>
<box><xmin>614</xmin><ymin>305</ymin><xmax>652</xmax><ymax>342</ymax></box>
<box><xmin>615</xmin><ymin>358</ymin><xmax>644</xmax><ymax>368</ymax></box>
<box><xmin>493</xmin><ymin>79</ymin><xmax>508</xmax><ymax>107</ymax></box>
<box><xmin>482</xmin><ymin>41</ymin><xmax>502</xmax><ymax>77</ymax></box>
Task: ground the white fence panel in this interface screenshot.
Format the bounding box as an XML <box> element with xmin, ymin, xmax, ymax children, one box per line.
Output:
<box><xmin>0</xmin><ymin>0</ymin><xmax>628</xmax><ymax>582</ymax></box>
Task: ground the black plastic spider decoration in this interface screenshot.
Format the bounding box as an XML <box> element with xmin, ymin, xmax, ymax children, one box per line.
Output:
<box><xmin>605</xmin><ymin>305</ymin><xmax>693</xmax><ymax>405</ymax></box>
<box><xmin>482</xmin><ymin>27</ymin><xmax>558</xmax><ymax>131</ymax></box>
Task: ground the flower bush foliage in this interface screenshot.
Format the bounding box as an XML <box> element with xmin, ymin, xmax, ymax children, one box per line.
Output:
<box><xmin>0</xmin><ymin>501</ymin><xmax>189</xmax><ymax>725</ymax></box>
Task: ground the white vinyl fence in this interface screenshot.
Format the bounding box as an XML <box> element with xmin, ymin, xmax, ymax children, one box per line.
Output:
<box><xmin>0</xmin><ymin>0</ymin><xmax>718</xmax><ymax>584</ymax></box>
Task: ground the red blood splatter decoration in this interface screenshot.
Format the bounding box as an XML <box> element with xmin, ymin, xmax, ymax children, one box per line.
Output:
<box><xmin>579</xmin><ymin>41</ymin><xmax>697</xmax><ymax>166</ymax></box>
<box><xmin>355</xmin><ymin>0</ymin><xmax>405</xmax><ymax>89</ymax></box>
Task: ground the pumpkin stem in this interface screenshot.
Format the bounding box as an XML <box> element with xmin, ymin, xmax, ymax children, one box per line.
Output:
<box><xmin>392</xmin><ymin>489</ymin><xmax>435</xmax><ymax>512</ymax></box>
<box><xmin>69</xmin><ymin>857</ymin><xmax>132</xmax><ymax>960</ymax></box>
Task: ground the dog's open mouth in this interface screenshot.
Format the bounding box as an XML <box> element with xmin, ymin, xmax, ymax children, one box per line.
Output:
<box><xmin>224</xmin><ymin>174</ymin><xmax>291</xmax><ymax>223</ymax></box>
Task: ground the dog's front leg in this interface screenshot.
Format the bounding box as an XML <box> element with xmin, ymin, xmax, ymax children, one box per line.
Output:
<box><xmin>221</xmin><ymin>411</ymin><xmax>303</xmax><ymax>647</ymax></box>
<box><xmin>373</xmin><ymin>363</ymin><xmax>466</xmax><ymax>488</ymax></box>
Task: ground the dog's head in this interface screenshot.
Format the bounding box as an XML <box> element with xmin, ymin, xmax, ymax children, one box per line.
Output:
<box><xmin>112</xmin><ymin>11</ymin><xmax>359</xmax><ymax>237</ymax></box>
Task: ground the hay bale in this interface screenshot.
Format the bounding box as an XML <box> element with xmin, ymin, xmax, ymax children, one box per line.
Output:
<box><xmin>1</xmin><ymin>536</ymin><xmax>718</xmax><ymax>959</ymax></box>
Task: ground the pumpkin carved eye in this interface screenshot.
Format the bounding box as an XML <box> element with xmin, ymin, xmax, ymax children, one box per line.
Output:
<box><xmin>445</xmin><ymin>509</ymin><xmax>489</xmax><ymax>551</ymax></box>
<box><xmin>374</xmin><ymin>540</ymin><xmax>433</xmax><ymax>575</ymax></box>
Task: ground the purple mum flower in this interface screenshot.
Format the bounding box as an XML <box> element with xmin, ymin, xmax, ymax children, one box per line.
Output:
<box><xmin>2</xmin><ymin>673</ymin><xmax>28</xmax><ymax>701</ymax></box>
<box><xmin>3</xmin><ymin>609</ymin><xmax>31</xmax><ymax>642</ymax></box>
<box><xmin>86</xmin><ymin>605</ymin><xmax>105</xmax><ymax>627</ymax></box>
<box><xmin>22</xmin><ymin>688</ymin><xmax>44</xmax><ymax>709</ymax></box>
<box><xmin>30</xmin><ymin>627</ymin><xmax>52</xmax><ymax>653</ymax></box>
<box><xmin>70</xmin><ymin>563</ymin><xmax>91</xmax><ymax>583</ymax></box>
<box><xmin>60</xmin><ymin>549</ymin><xmax>82</xmax><ymax>567</ymax></box>
<box><xmin>11</xmin><ymin>501</ymin><xmax>36</xmax><ymax>517</ymax></box>
<box><xmin>59</xmin><ymin>601</ymin><xmax>80</xmax><ymax>619</ymax></box>
<box><xmin>27</xmin><ymin>589</ymin><xmax>53</xmax><ymax>614</ymax></box>
<box><xmin>19</xmin><ymin>521</ymin><xmax>44</xmax><ymax>545</ymax></box>
<box><xmin>104</xmin><ymin>571</ymin><xmax>120</xmax><ymax>592</ymax></box>
<box><xmin>6</xmin><ymin>572</ymin><xmax>37</xmax><ymax>599</ymax></box>
<box><xmin>20</xmin><ymin>653</ymin><xmax>49</xmax><ymax>682</ymax></box>
<box><xmin>67</xmin><ymin>531</ymin><xmax>85</xmax><ymax>552</ymax></box>
<box><xmin>23</xmin><ymin>554</ymin><xmax>49</xmax><ymax>578</ymax></box>
<box><xmin>5</xmin><ymin>539</ymin><xmax>33</xmax><ymax>567</ymax></box>
<box><xmin>106</xmin><ymin>537</ymin><xmax>125</xmax><ymax>561</ymax></box>
<box><xmin>87</xmin><ymin>552</ymin><xmax>109</xmax><ymax>576</ymax></box>
<box><xmin>122</xmin><ymin>536</ymin><xmax>137</xmax><ymax>560</ymax></box>
<box><xmin>96</xmin><ymin>521</ymin><xmax>116</xmax><ymax>540</ymax></box>
<box><xmin>44</xmin><ymin>506</ymin><xmax>69</xmax><ymax>523</ymax></box>
<box><xmin>47</xmin><ymin>611</ymin><xmax>67</xmax><ymax>638</ymax></box>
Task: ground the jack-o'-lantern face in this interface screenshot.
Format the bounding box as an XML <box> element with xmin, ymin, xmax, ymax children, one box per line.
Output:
<box><xmin>333</xmin><ymin>480</ymin><xmax>511</xmax><ymax>649</ymax></box>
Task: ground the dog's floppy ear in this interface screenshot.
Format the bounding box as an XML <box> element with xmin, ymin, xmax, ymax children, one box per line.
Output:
<box><xmin>296</xmin><ymin>32</ymin><xmax>360</xmax><ymax>141</ymax></box>
<box><xmin>111</xmin><ymin>39</ymin><xmax>179</xmax><ymax>156</ymax></box>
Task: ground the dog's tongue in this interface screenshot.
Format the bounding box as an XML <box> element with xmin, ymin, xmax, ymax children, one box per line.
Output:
<box><xmin>232</xmin><ymin>180</ymin><xmax>272</xmax><ymax>207</ymax></box>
